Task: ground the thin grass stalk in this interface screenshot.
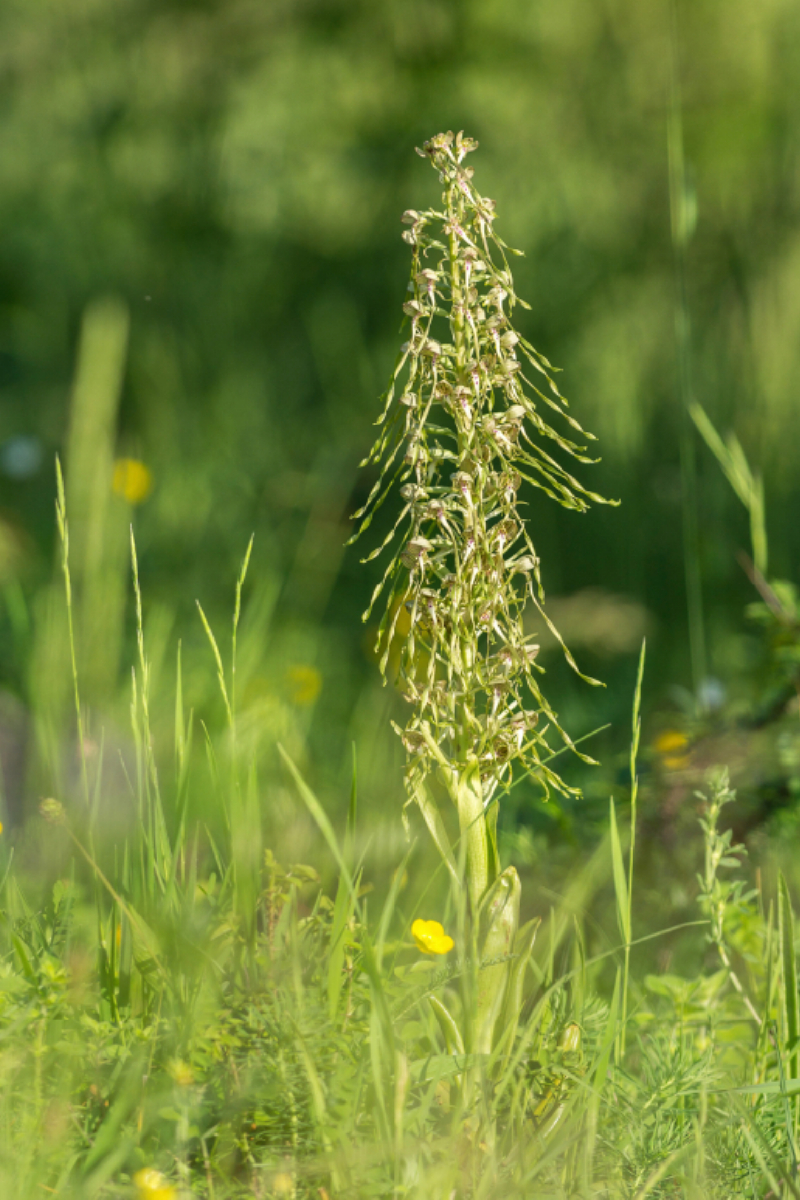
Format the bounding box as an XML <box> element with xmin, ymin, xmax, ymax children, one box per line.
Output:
<box><xmin>620</xmin><ymin>639</ymin><xmax>646</xmax><ymax>1057</ymax></box>
<box><xmin>668</xmin><ymin>0</ymin><xmax>707</xmax><ymax>705</ymax></box>
<box><xmin>54</xmin><ymin>458</ymin><xmax>90</xmax><ymax>812</ymax></box>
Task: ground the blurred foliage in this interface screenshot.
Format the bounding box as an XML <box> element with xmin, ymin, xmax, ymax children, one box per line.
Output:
<box><xmin>2</xmin><ymin>0</ymin><xmax>800</xmax><ymax>833</ymax></box>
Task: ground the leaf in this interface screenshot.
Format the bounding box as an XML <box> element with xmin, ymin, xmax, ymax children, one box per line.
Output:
<box><xmin>609</xmin><ymin>799</ymin><xmax>630</xmax><ymax>945</ymax></box>
<box><xmin>476</xmin><ymin>867</ymin><xmax>520</xmax><ymax>1055</ymax></box>
<box><xmin>412</xmin><ymin>782</ymin><xmax>459</xmax><ymax>889</ymax></box>
<box><xmin>429</xmin><ymin>995</ymin><xmax>465</xmax><ymax>1056</ymax></box>
<box><xmin>779</xmin><ymin>871</ymin><xmax>799</xmax><ymax>1079</ymax></box>
<box><xmin>586</xmin><ymin>968</ymin><xmax>620</xmax><ymax>1173</ymax></box>
<box><xmin>494</xmin><ymin>917</ymin><xmax>540</xmax><ymax>1062</ymax></box>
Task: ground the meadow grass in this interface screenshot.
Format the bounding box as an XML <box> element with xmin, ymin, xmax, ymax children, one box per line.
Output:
<box><xmin>1</xmin><ymin>470</ymin><xmax>800</xmax><ymax>1200</ymax></box>
<box><xmin>3</xmin><ymin>134</ymin><xmax>800</xmax><ymax>1200</ymax></box>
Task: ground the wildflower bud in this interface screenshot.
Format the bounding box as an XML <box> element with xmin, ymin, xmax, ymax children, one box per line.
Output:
<box><xmin>493</xmin><ymin>519</ymin><xmax>519</xmax><ymax>548</ymax></box>
<box><xmin>425</xmin><ymin>501</ymin><xmax>446</xmax><ymax>521</ymax></box>
<box><xmin>500</xmin><ymin>470</ymin><xmax>521</xmax><ymax>495</ymax></box>
<box><xmin>492</xmin><ymin>738</ymin><xmax>511</xmax><ymax>763</ymax></box>
<box><xmin>400</xmin><ymin>483</ymin><xmax>426</xmax><ymax>502</ymax></box>
<box><xmin>454</xmin><ymin>131</ymin><xmax>479</xmax><ymax>156</ymax></box>
<box><xmin>403</xmin><ymin>300</ymin><xmax>423</xmax><ymax>318</ymax></box>
<box><xmin>421</xmin><ymin>338</ymin><xmax>442</xmax><ymax>357</ymax></box>
<box><xmin>401</xmin><ymin>209</ymin><xmax>420</xmax><ymax>224</ymax></box>
<box><xmin>500</xmin><ymin>331</ymin><xmax>520</xmax><ymax>349</ymax></box>
<box><xmin>558</xmin><ymin>1023</ymin><xmax>582</xmax><ymax>1053</ymax></box>
<box><xmin>402</xmin><ymin>729</ymin><xmax>427</xmax><ymax>754</ymax></box>
<box><xmin>401</xmin><ymin>537</ymin><xmax>432</xmax><ymax>568</ymax></box>
<box><xmin>40</xmin><ymin>798</ymin><xmax>66</xmax><ymax>826</ymax></box>
<box><xmin>404</xmin><ymin>438</ymin><xmax>427</xmax><ymax>466</ymax></box>
<box><xmin>495</xmin><ymin>648</ymin><xmax>513</xmax><ymax>675</ymax></box>
<box><xmin>399</xmin><ymin>391</ymin><xmax>418</xmax><ymax>407</ymax></box>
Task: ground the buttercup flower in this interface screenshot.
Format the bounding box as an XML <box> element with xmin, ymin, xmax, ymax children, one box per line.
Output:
<box><xmin>133</xmin><ymin>1167</ymin><xmax>176</xmax><ymax>1200</ymax></box>
<box><xmin>167</xmin><ymin>1057</ymin><xmax>194</xmax><ymax>1088</ymax></box>
<box><xmin>113</xmin><ymin>458</ymin><xmax>153</xmax><ymax>505</ymax></box>
<box><xmin>654</xmin><ymin>729</ymin><xmax>690</xmax><ymax>770</ymax></box>
<box><xmin>412</xmin><ymin>918</ymin><xmax>454</xmax><ymax>955</ymax></box>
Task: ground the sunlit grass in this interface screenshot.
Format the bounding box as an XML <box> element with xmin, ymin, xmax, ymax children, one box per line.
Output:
<box><xmin>0</xmin><ymin>481</ymin><xmax>799</xmax><ymax>1199</ymax></box>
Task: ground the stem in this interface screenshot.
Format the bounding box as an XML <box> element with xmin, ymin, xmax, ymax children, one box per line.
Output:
<box><xmin>453</xmin><ymin>762</ymin><xmax>489</xmax><ymax>916</ymax></box>
<box><xmin>621</xmin><ymin>639</ymin><xmax>645</xmax><ymax>1058</ymax></box>
<box><xmin>668</xmin><ymin>0</ymin><xmax>707</xmax><ymax>705</ymax></box>
<box><xmin>448</xmin><ymin>183</ymin><xmax>466</xmax><ymax>375</ymax></box>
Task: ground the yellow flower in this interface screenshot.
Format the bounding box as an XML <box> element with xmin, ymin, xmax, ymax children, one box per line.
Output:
<box><xmin>286</xmin><ymin>664</ymin><xmax>322</xmax><ymax>706</ymax></box>
<box><xmin>112</xmin><ymin>458</ymin><xmax>153</xmax><ymax>505</ymax></box>
<box><xmin>654</xmin><ymin>729</ymin><xmax>690</xmax><ymax>770</ymax></box>
<box><xmin>412</xmin><ymin>918</ymin><xmax>454</xmax><ymax>955</ymax></box>
<box><xmin>167</xmin><ymin>1057</ymin><xmax>194</xmax><ymax>1088</ymax></box>
<box><xmin>133</xmin><ymin>1168</ymin><xmax>176</xmax><ymax>1200</ymax></box>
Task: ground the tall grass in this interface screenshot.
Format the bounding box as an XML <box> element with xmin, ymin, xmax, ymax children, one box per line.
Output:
<box><xmin>1</xmin><ymin>494</ymin><xmax>800</xmax><ymax>1197</ymax></box>
<box><xmin>3</xmin><ymin>138</ymin><xmax>800</xmax><ymax>1200</ymax></box>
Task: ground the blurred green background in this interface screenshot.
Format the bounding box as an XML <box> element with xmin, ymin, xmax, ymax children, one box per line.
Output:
<box><xmin>2</xmin><ymin>0</ymin><xmax>800</xmax><ymax>856</ymax></box>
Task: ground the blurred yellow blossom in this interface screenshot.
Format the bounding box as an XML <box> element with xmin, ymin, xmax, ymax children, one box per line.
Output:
<box><xmin>133</xmin><ymin>1167</ymin><xmax>176</xmax><ymax>1200</ymax></box>
<box><xmin>412</xmin><ymin>919</ymin><xmax>454</xmax><ymax>955</ymax></box>
<box><xmin>286</xmin><ymin>664</ymin><xmax>322</xmax><ymax>706</ymax></box>
<box><xmin>654</xmin><ymin>729</ymin><xmax>690</xmax><ymax>770</ymax></box>
<box><xmin>272</xmin><ymin>1172</ymin><xmax>294</xmax><ymax>1195</ymax></box>
<box><xmin>167</xmin><ymin>1057</ymin><xmax>194</xmax><ymax>1087</ymax></box>
<box><xmin>112</xmin><ymin>458</ymin><xmax>153</xmax><ymax>505</ymax></box>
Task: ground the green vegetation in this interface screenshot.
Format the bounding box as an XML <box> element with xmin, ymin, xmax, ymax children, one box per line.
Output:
<box><xmin>3</xmin><ymin>512</ymin><xmax>800</xmax><ymax>1196</ymax></box>
<box><xmin>3</xmin><ymin>2</ymin><xmax>800</xmax><ymax>1196</ymax></box>
<box><xmin>3</xmin><ymin>125</ymin><xmax>800</xmax><ymax>1199</ymax></box>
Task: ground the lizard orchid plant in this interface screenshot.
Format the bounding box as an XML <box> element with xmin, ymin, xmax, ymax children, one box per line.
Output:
<box><xmin>352</xmin><ymin>131</ymin><xmax>611</xmax><ymax>1054</ymax></box>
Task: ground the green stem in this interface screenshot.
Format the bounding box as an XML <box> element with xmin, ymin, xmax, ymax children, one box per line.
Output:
<box><xmin>668</xmin><ymin>1</ymin><xmax>707</xmax><ymax>704</ymax></box>
<box><xmin>620</xmin><ymin>640</ymin><xmax>645</xmax><ymax>1058</ymax></box>
<box><xmin>453</xmin><ymin>761</ymin><xmax>489</xmax><ymax>916</ymax></box>
<box><xmin>448</xmin><ymin>185</ymin><xmax>466</xmax><ymax>376</ymax></box>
